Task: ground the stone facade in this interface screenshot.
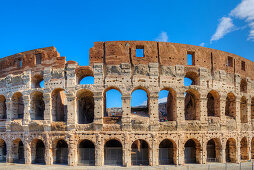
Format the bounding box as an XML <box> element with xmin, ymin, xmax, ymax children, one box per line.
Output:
<box><xmin>0</xmin><ymin>41</ymin><xmax>253</xmax><ymax>166</ymax></box>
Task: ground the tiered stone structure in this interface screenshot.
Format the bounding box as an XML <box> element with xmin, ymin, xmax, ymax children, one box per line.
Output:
<box><xmin>0</xmin><ymin>41</ymin><xmax>253</xmax><ymax>166</ymax></box>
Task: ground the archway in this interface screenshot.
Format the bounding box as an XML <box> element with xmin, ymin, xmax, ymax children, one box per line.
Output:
<box><xmin>131</xmin><ymin>88</ymin><xmax>149</xmax><ymax>117</ymax></box>
<box><xmin>184</xmin><ymin>139</ymin><xmax>201</xmax><ymax>163</ymax></box>
<box><xmin>78</xmin><ymin>140</ymin><xmax>95</xmax><ymax>166</ymax></box>
<box><xmin>104</xmin><ymin>139</ymin><xmax>122</xmax><ymax>166</ymax></box>
<box><xmin>31</xmin><ymin>74</ymin><xmax>44</xmax><ymax>88</ymax></box>
<box><xmin>207</xmin><ymin>91</ymin><xmax>220</xmax><ymax>117</ymax></box>
<box><xmin>131</xmin><ymin>139</ymin><xmax>149</xmax><ymax>166</ymax></box>
<box><xmin>31</xmin><ymin>91</ymin><xmax>45</xmax><ymax>120</ymax></box>
<box><xmin>0</xmin><ymin>139</ymin><xmax>6</xmax><ymax>162</ymax></box>
<box><xmin>225</xmin><ymin>93</ymin><xmax>236</xmax><ymax>118</ymax></box>
<box><xmin>159</xmin><ymin>139</ymin><xmax>176</xmax><ymax>165</ymax></box>
<box><xmin>77</xmin><ymin>90</ymin><xmax>94</xmax><ymax>124</ymax></box>
<box><xmin>0</xmin><ymin>95</ymin><xmax>6</xmax><ymax>120</ymax></box>
<box><xmin>240</xmin><ymin>97</ymin><xmax>248</xmax><ymax>123</ymax></box>
<box><xmin>12</xmin><ymin>92</ymin><xmax>24</xmax><ymax>119</ymax></box>
<box><xmin>226</xmin><ymin>138</ymin><xmax>236</xmax><ymax>163</ymax></box>
<box><xmin>31</xmin><ymin>139</ymin><xmax>45</xmax><ymax>164</ymax></box>
<box><xmin>12</xmin><ymin>139</ymin><xmax>24</xmax><ymax>163</ymax></box>
<box><xmin>207</xmin><ymin>139</ymin><xmax>221</xmax><ymax>162</ymax></box>
<box><xmin>158</xmin><ymin>89</ymin><xmax>176</xmax><ymax>121</ymax></box>
<box><xmin>240</xmin><ymin>79</ymin><xmax>247</xmax><ymax>93</ymax></box>
<box><xmin>240</xmin><ymin>137</ymin><xmax>248</xmax><ymax>160</ymax></box>
<box><xmin>54</xmin><ymin>140</ymin><xmax>68</xmax><ymax>164</ymax></box>
<box><xmin>184</xmin><ymin>71</ymin><xmax>199</xmax><ymax>86</ymax></box>
<box><xmin>251</xmin><ymin>138</ymin><xmax>254</xmax><ymax>159</ymax></box>
<box><xmin>184</xmin><ymin>89</ymin><xmax>200</xmax><ymax>120</ymax></box>
<box><xmin>52</xmin><ymin>89</ymin><xmax>66</xmax><ymax>122</ymax></box>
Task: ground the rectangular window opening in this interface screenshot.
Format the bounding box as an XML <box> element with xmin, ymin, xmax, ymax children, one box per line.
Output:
<box><xmin>17</xmin><ymin>59</ymin><xmax>22</xmax><ymax>68</ymax></box>
<box><xmin>136</xmin><ymin>45</ymin><xmax>144</xmax><ymax>57</ymax></box>
<box><xmin>227</xmin><ymin>56</ymin><xmax>233</xmax><ymax>67</ymax></box>
<box><xmin>241</xmin><ymin>61</ymin><xmax>245</xmax><ymax>71</ymax></box>
<box><xmin>36</xmin><ymin>53</ymin><xmax>42</xmax><ymax>65</ymax></box>
<box><xmin>187</xmin><ymin>51</ymin><xmax>195</xmax><ymax>65</ymax></box>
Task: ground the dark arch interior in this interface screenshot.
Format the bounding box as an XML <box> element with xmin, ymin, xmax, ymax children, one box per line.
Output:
<box><xmin>78</xmin><ymin>140</ymin><xmax>95</xmax><ymax>166</ymax></box>
<box><xmin>104</xmin><ymin>140</ymin><xmax>122</xmax><ymax>166</ymax></box>
<box><xmin>0</xmin><ymin>140</ymin><xmax>6</xmax><ymax>162</ymax></box>
<box><xmin>131</xmin><ymin>139</ymin><xmax>149</xmax><ymax>166</ymax></box>
<box><xmin>34</xmin><ymin>140</ymin><xmax>45</xmax><ymax>164</ymax></box>
<box><xmin>55</xmin><ymin>140</ymin><xmax>68</xmax><ymax>164</ymax></box>
<box><xmin>184</xmin><ymin>139</ymin><xmax>197</xmax><ymax>163</ymax></box>
<box><xmin>207</xmin><ymin>139</ymin><xmax>216</xmax><ymax>162</ymax></box>
<box><xmin>77</xmin><ymin>90</ymin><xmax>94</xmax><ymax>124</ymax></box>
<box><xmin>226</xmin><ymin>139</ymin><xmax>236</xmax><ymax>163</ymax></box>
<box><xmin>159</xmin><ymin>139</ymin><xmax>174</xmax><ymax>165</ymax></box>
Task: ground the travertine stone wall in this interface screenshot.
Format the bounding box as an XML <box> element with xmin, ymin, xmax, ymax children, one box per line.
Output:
<box><xmin>0</xmin><ymin>41</ymin><xmax>253</xmax><ymax>166</ymax></box>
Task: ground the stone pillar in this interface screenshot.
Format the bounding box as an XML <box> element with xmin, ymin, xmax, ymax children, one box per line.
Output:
<box><xmin>68</xmin><ymin>135</ymin><xmax>77</xmax><ymax>166</ymax></box>
<box><xmin>5</xmin><ymin>98</ymin><xmax>12</xmax><ymax>131</ymax></box>
<box><xmin>236</xmin><ymin>96</ymin><xmax>241</xmax><ymax>130</ymax></box>
<box><xmin>178</xmin><ymin>137</ymin><xmax>184</xmax><ymax>165</ymax></box>
<box><xmin>220</xmin><ymin>95</ymin><xmax>227</xmax><ymax>130</ymax></box>
<box><xmin>248</xmin><ymin>137</ymin><xmax>252</xmax><ymax>161</ymax></box>
<box><xmin>95</xmin><ymin>134</ymin><xmax>103</xmax><ymax>166</ymax></box>
<box><xmin>149</xmin><ymin>92</ymin><xmax>159</xmax><ymax>131</ymax></box>
<box><xmin>24</xmin><ymin>140</ymin><xmax>31</xmax><ymax>164</ymax></box>
<box><xmin>200</xmin><ymin>96</ymin><xmax>208</xmax><ymax>130</ymax></box>
<box><xmin>43</xmin><ymin>93</ymin><xmax>51</xmax><ymax>131</ymax></box>
<box><xmin>236</xmin><ymin>139</ymin><xmax>240</xmax><ymax>163</ymax></box>
<box><xmin>123</xmin><ymin>137</ymin><xmax>131</xmax><ymax>167</ymax></box>
<box><xmin>23</xmin><ymin>95</ymin><xmax>30</xmax><ymax>125</ymax></box>
<box><xmin>201</xmin><ymin>139</ymin><xmax>206</xmax><ymax>164</ymax></box>
<box><xmin>176</xmin><ymin>91</ymin><xmax>185</xmax><ymax>130</ymax></box>
<box><xmin>6</xmin><ymin>142</ymin><xmax>13</xmax><ymax>163</ymax></box>
<box><xmin>151</xmin><ymin>134</ymin><xmax>158</xmax><ymax>166</ymax></box>
<box><xmin>45</xmin><ymin>135</ymin><xmax>53</xmax><ymax>165</ymax></box>
<box><xmin>221</xmin><ymin>143</ymin><xmax>226</xmax><ymax>163</ymax></box>
<box><xmin>66</xmin><ymin>92</ymin><xmax>76</xmax><ymax>130</ymax></box>
<box><xmin>93</xmin><ymin>92</ymin><xmax>103</xmax><ymax>130</ymax></box>
<box><xmin>121</xmin><ymin>95</ymin><xmax>131</xmax><ymax>131</ymax></box>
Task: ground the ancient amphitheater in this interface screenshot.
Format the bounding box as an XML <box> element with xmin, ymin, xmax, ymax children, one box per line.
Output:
<box><xmin>0</xmin><ymin>41</ymin><xmax>253</xmax><ymax>167</ymax></box>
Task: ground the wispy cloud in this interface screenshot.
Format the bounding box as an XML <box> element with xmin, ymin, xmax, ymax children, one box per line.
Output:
<box><xmin>210</xmin><ymin>17</ymin><xmax>235</xmax><ymax>42</ymax></box>
<box><xmin>156</xmin><ymin>31</ymin><xmax>168</xmax><ymax>42</ymax></box>
<box><xmin>199</xmin><ymin>42</ymin><xmax>205</xmax><ymax>47</ymax></box>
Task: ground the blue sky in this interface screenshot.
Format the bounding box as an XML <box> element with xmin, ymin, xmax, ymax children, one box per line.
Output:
<box><xmin>1</xmin><ymin>0</ymin><xmax>254</xmax><ymax>108</ymax></box>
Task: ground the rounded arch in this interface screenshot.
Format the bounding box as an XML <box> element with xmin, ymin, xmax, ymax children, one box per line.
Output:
<box><xmin>30</xmin><ymin>91</ymin><xmax>45</xmax><ymax>120</ymax></box>
<box><xmin>131</xmin><ymin>87</ymin><xmax>150</xmax><ymax>117</ymax></box>
<box><xmin>75</xmin><ymin>67</ymin><xmax>94</xmax><ymax>85</ymax></box>
<box><xmin>159</xmin><ymin>88</ymin><xmax>176</xmax><ymax>121</ymax></box>
<box><xmin>207</xmin><ymin>90</ymin><xmax>220</xmax><ymax>117</ymax></box>
<box><xmin>159</xmin><ymin>139</ymin><xmax>177</xmax><ymax>165</ymax></box>
<box><xmin>240</xmin><ymin>137</ymin><xmax>249</xmax><ymax>160</ymax></box>
<box><xmin>226</xmin><ymin>138</ymin><xmax>236</xmax><ymax>163</ymax></box>
<box><xmin>31</xmin><ymin>74</ymin><xmax>44</xmax><ymax>88</ymax></box>
<box><xmin>54</xmin><ymin>139</ymin><xmax>68</xmax><ymax>164</ymax></box>
<box><xmin>0</xmin><ymin>139</ymin><xmax>6</xmax><ymax>162</ymax></box>
<box><xmin>240</xmin><ymin>96</ymin><xmax>248</xmax><ymax>123</ymax></box>
<box><xmin>184</xmin><ymin>89</ymin><xmax>200</xmax><ymax>120</ymax></box>
<box><xmin>184</xmin><ymin>138</ymin><xmax>201</xmax><ymax>164</ymax></box>
<box><xmin>206</xmin><ymin>138</ymin><xmax>222</xmax><ymax>162</ymax></box>
<box><xmin>12</xmin><ymin>92</ymin><xmax>24</xmax><ymax>119</ymax></box>
<box><xmin>51</xmin><ymin>88</ymin><xmax>66</xmax><ymax>122</ymax></box>
<box><xmin>131</xmin><ymin>139</ymin><xmax>149</xmax><ymax>166</ymax></box>
<box><xmin>31</xmin><ymin>139</ymin><xmax>45</xmax><ymax>164</ymax></box>
<box><xmin>184</xmin><ymin>71</ymin><xmax>200</xmax><ymax>86</ymax></box>
<box><xmin>104</xmin><ymin>139</ymin><xmax>123</xmax><ymax>166</ymax></box>
<box><xmin>76</xmin><ymin>89</ymin><xmax>94</xmax><ymax>124</ymax></box>
<box><xmin>225</xmin><ymin>92</ymin><xmax>236</xmax><ymax>118</ymax></box>
<box><xmin>0</xmin><ymin>95</ymin><xmax>6</xmax><ymax>120</ymax></box>
<box><xmin>78</xmin><ymin>139</ymin><xmax>95</xmax><ymax>166</ymax></box>
<box><xmin>12</xmin><ymin>138</ymin><xmax>24</xmax><ymax>163</ymax></box>
<box><xmin>240</xmin><ymin>79</ymin><xmax>247</xmax><ymax>93</ymax></box>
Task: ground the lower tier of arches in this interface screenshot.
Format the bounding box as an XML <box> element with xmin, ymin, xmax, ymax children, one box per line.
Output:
<box><xmin>0</xmin><ymin>132</ymin><xmax>253</xmax><ymax>166</ymax></box>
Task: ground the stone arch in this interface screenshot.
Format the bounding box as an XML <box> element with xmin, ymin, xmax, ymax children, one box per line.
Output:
<box><xmin>207</xmin><ymin>90</ymin><xmax>220</xmax><ymax>117</ymax></box>
<box><xmin>131</xmin><ymin>139</ymin><xmax>149</xmax><ymax>166</ymax></box>
<box><xmin>31</xmin><ymin>74</ymin><xmax>44</xmax><ymax>88</ymax></box>
<box><xmin>226</xmin><ymin>138</ymin><xmax>236</xmax><ymax>163</ymax></box>
<box><xmin>240</xmin><ymin>96</ymin><xmax>248</xmax><ymax>123</ymax></box>
<box><xmin>78</xmin><ymin>139</ymin><xmax>95</xmax><ymax>166</ymax></box>
<box><xmin>251</xmin><ymin>97</ymin><xmax>254</xmax><ymax>119</ymax></box>
<box><xmin>0</xmin><ymin>139</ymin><xmax>6</xmax><ymax>162</ymax></box>
<box><xmin>159</xmin><ymin>139</ymin><xmax>177</xmax><ymax>165</ymax></box>
<box><xmin>104</xmin><ymin>139</ymin><xmax>123</xmax><ymax>166</ymax></box>
<box><xmin>0</xmin><ymin>95</ymin><xmax>6</xmax><ymax>120</ymax></box>
<box><xmin>184</xmin><ymin>138</ymin><xmax>201</xmax><ymax>164</ymax></box>
<box><xmin>31</xmin><ymin>139</ymin><xmax>45</xmax><ymax>164</ymax></box>
<box><xmin>240</xmin><ymin>79</ymin><xmax>247</xmax><ymax>93</ymax></box>
<box><xmin>131</xmin><ymin>87</ymin><xmax>150</xmax><ymax>117</ymax></box>
<box><xmin>159</xmin><ymin>88</ymin><xmax>176</xmax><ymax>121</ymax></box>
<box><xmin>225</xmin><ymin>93</ymin><xmax>236</xmax><ymax>118</ymax></box>
<box><xmin>206</xmin><ymin>138</ymin><xmax>221</xmax><ymax>162</ymax></box>
<box><xmin>76</xmin><ymin>89</ymin><xmax>94</xmax><ymax>124</ymax></box>
<box><xmin>53</xmin><ymin>139</ymin><xmax>68</xmax><ymax>164</ymax></box>
<box><xmin>52</xmin><ymin>88</ymin><xmax>66</xmax><ymax>122</ymax></box>
<box><xmin>12</xmin><ymin>92</ymin><xmax>24</xmax><ymax>119</ymax></box>
<box><xmin>240</xmin><ymin>137</ymin><xmax>249</xmax><ymax>160</ymax></box>
<box><xmin>30</xmin><ymin>91</ymin><xmax>45</xmax><ymax>120</ymax></box>
<box><xmin>75</xmin><ymin>67</ymin><xmax>94</xmax><ymax>85</ymax></box>
<box><xmin>184</xmin><ymin>89</ymin><xmax>200</xmax><ymax>120</ymax></box>
<box><xmin>12</xmin><ymin>138</ymin><xmax>25</xmax><ymax>163</ymax></box>
<box><xmin>251</xmin><ymin>137</ymin><xmax>254</xmax><ymax>159</ymax></box>
<box><xmin>185</xmin><ymin>71</ymin><xmax>200</xmax><ymax>85</ymax></box>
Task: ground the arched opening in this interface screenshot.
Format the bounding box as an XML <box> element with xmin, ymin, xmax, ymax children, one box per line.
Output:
<box><xmin>31</xmin><ymin>74</ymin><xmax>44</xmax><ymax>88</ymax></box>
<box><xmin>0</xmin><ymin>139</ymin><xmax>6</xmax><ymax>162</ymax></box>
<box><xmin>240</xmin><ymin>137</ymin><xmax>249</xmax><ymax>161</ymax></box>
<box><xmin>159</xmin><ymin>139</ymin><xmax>176</xmax><ymax>165</ymax></box>
<box><xmin>76</xmin><ymin>67</ymin><xmax>94</xmax><ymax>85</ymax></box>
<box><xmin>79</xmin><ymin>76</ymin><xmax>94</xmax><ymax>85</ymax></box>
<box><xmin>251</xmin><ymin>97</ymin><xmax>254</xmax><ymax>119</ymax></box>
<box><xmin>240</xmin><ymin>97</ymin><xmax>248</xmax><ymax>123</ymax></box>
<box><xmin>184</xmin><ymin>139</ymin><xmax>201</xmax><ymax>164</ymax></box>
<box><xmin>31</xmin><ymin>91</ymin><xmax>45</xmax><ymax>120</ymax></box>
<box><xmin>31</xmin><ymin>139</ymin><xmax>45</xmax><ymax>164</ymax></box>
<box><xmin>225</xmin><ymin>93</ymin><xmax>236</xmax><ymax>119</ymax></box>
<box><xmin>240</xmin><ymin>79</ymin><xmax>247</xmax><ymax>93</ymax></box>
<box><xmin>131</xmin><ymin>139</ymin><xmax>149</xmax><ymax>166</ymax></box>
<box><xmin>184</xmin><ymin>89</ymin><xmax>200</xmax><ymax>120</ymax></box>
<box><xmin>12</xmin><ymin>139</ymin><xmax>24</xmax><ymax>163</ymax></box>
<box><xmin>78</xmin><ymin>140</ymin><xmax>95</xmax><ymax>166</ymax></box>
<box><xmin>131</xmin><ymin>88</ymin><xmax>149</xmax><ymax>117</ymax></box>
<box><xmin>207</xmin><ymin>91</ymin><xmax>220</xmax><ymax>117</ymax></box>
<box><xmin>52</xmin><ymin>89</ymin><xmax>66</xmax><ymax>122</ymax></box>
<box><xmin>226</xmin><ymin>138</ymin><xmax>236</xmax><ymax>163</ymax></box>
<box><xmin>104</xmin><ymin>88</ymin><xmax>122</xmax><ymax>124</ymax></box>
<box><xmin>0</xmin><ymin>95</ymin><xmax>6</xmax><ymax>120</ymax></box>
<box><xmin>77</xmin><ymin>90</ymin><xmax>94</xmax><ymax>124</ymax></box>
<box><xmin>184</xmin><ymin>71</ymin><xmax>199</xmax><ymax>86</ymax></box>
<box><xmin>207</xmin><ymin>139</ymin><xmax>221</xmax><ymax>162</ymax></box>
<box><xmin>159</xmin><ymin>89</ymin><xmax>176</xmax><ymax>122</ymax></box>
<box><xmin>54</xmin><ymin>139</ymin><xmax>68</xmax><ymax>165</ymax></box>
<box><xmin>104</xmin><ymin>139</ymin><xmax>122</xmax><ymax>166</ymax></box>
<box><xmin>251</xmin><ymin>138</ymin><xmax>254</xmax><ymax>159</ymax></box>
<box><xmin>12</xmin><ymin>92</ymin><xmax>24</xmax><ymax>119</ymax></box>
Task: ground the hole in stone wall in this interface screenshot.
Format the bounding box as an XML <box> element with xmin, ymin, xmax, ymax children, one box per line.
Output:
<box><xmin>159</xmin><ymin>89</ymin><xmax>176</xmax><ymax>121</ymax></box>
<box><xmin>184</xmin><ymin>90</ymin><xmax>200</xmax><ymax>120</ymax></box>
<box><xmin>77</xmin><ymin>90</ymin><xmax>94</xmax><ymax>124</ymax></box>
<box><xmin>0</xmin><ymin>139</ymin><xmax>6</xmax><ymax>162</ymax></box>
<box><xmin>78</xmin><ymin>140</ymin><xmax>95</xmax><ymax>166</ymax></box>
<box><xmin>226</xmin><ymin>138</ymin><xmax>236</xmax><ymax>163</ymax></box>
<box><xmin>131</xmin><ymin>139</ymin><xmax>149</xmax><ymax>166</ymax></box>
<box><xmin>104</xmin><ymin>140</ymin><xmax>122</xmax><ymax>166</ymax></box>
<box><xmin>54</xmin><ymin>140</ymin><xmax>68</xmax><ymax>164</ymax></box>
<box><xmin>36</xmin><ymin>53</ymin><xmax>42</xmax><ymax>65</ymax></box>
<box><xmin>131</xmin><ymin>89</ymin><xmax>149</xmax><ymax>117</ymax></box>
<box><xmin>240</xmin><ymin>96</ymin><xmax>248</xmax><ymax>123</ymax></box>
<box><xmin>225</xmin><ymin>93</ymin><xmax>236</xmax><ymax>119</ymax></box>
<box><xmin>52</xmin><ymin>89</ymin><xmax>66</xmax><ymax>122</ymax></box>
<box><xmin>31</xmin><ymin>91</ymin><xmax>45</xmax><ymax>120</ymax></box>
<box><xmin>31</xmin><ymin>75</ymin><xmax>44</xmax><ymax>88</ymax></box>
<box><xmin>0</xmin><ymin>95</ymin><xmax>6</xmax><ymax>120</ymax></box>
<box><xmin>136</xmin><ymin>45</ymin><xmax>144</xmax><ymax>57</ymax></box>
<box><xmin>184</xmin><ymin>72</ymin><xmax>199</xmax><ymax>86</ymax></box>
<box><xmin>159</xmin><ymin>139</ymin><xmax>175</xmax><ymax>165</ymax></box>
<box><xmin>227</xmin><ymin>56</ymin><xmax>233</xmax><ymax>67</ymax></box>
<box><xmin>187</xmin><ymin>51</ymin><xmax>195</xmax><ymax>65</ymax></box>
<box><xmin>240</xmin><ymin>79</ymin><xmax>247</xmax><ymax>93</ymax></box>
<box><xmin>12</xmin><ymin>92</ymin><xmax>24</xmax><ymax>119</ymax></box>
<box><xmin>79</xmin><ymin>76</ymin><xmax>94</xmax><ymax>85</ymax></box>
<box><xmin>240</xmin><ymin>137</ymin><xmax>248</xmax><ymax>160</ymax></box>
<box><xmin>241</xmin><ymin>61</ymin><xmax>245</xmax><ymax>71</ymax></box>
<box><xmin>207</xmin><ymin>91</ymin><xmax>220</xmax><ymax>117</ymax></box>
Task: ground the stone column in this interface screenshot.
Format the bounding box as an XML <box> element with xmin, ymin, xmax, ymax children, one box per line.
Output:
<box><xmin>6</xmin><ymin>142</ymin><xmax>13</xmax><ymax>163</ymax></box>
<box><xmin>220</xmin><ymin>95</ymin><xmax>227</xmax><ymax>131</ymax></box>
<box><xmin>66</xmin><ymin>92</ymin><xmax>76</xmax><ymax>130</ymax></box>
<box><xmin>151</xmin><ymin>134</ymin><xmax>158</xmax><ymax>166</ymax></box>
<box><xmin>43</xmin><ymin>93</ymin><xmax>52</xmax><ymax>131</ymax></box>
<box><xmin>121</xmin><ymin>95</ymin><xmax>131</xmax><ymax>131</ymax></box>
<box><xmin>200</xmin><ymin>96</ymin><xmax>208</xmax><ymax>130</ymax></box>
<box><xmin>236</xmin><ymin>139</ymin><xmax>240</xmax><ymax>163</ymax></box>
<box><xmin>178</xmin><ymin>137</ymin><xmax>184</xmax><ymax>165</ymax></box>
<box><xmin>176</xmin><ymin>91</ymin><xmax>185</xmax><ymax>130</ymax></box>
<box><xmin>201</xmin><ymin>139</ymin><xmax>206</xmax><ymax>164</ymax></box>
<box><xmin>45</xmin><ymin>135</ymin><xmax>53</xmax><ymax>165</ymax></box>
<box><xmin>93</xmin><ymin>92</ymin><xmax>103</xmax><ymax>130</ymax></box>
<box><xmin>149</xmin><ymin>92</ymin><xmax>159</xmax><ymax>131</ymax></box>
<box><xmin>221</xmin><ymin>143</ymin><xmax>226</xmax><ymax>163</ymax></box>
<box><xmin>23</xmin><ymin>95</ymin><xmax>30</xmax><ymax>125</ymax></box>
<box><xmin>5</xmin><ymin>98</ymin><xmax>12</xmax><ymax>131</ymax></box>
<box><xmin>68</xmin><ymin>135</ymin><xmax>77</xmax><ymax>166</ymax></box>
<box><xmin>95</xmin><ymin>134</ymin><xmax>103</xmax><ymax>166</ymax></box>
<box><xmin>235</xmin><ymin>96</ymin><xmax>241</xmax><ymax>130</ymax></box>
<box><xmin>123</xmin><ymin>137</ymin><xmax>131</xmax><ymax>167</ymax></box>
<box><xmin>24</xmin><ymin>140</ymin><xmax>31</xmax><ymax>164</ymax></box>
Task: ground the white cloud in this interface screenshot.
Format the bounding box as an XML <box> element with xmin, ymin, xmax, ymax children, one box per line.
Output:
<box><xmin>199</xmin><ymin>42</ymin><xmax>205</xmax><ymax>47</ymax></box>
<box><xmin>156</xmin><ymin>31</ymin><xmax>168</xmax><ymax>42</ymax></box>
<box><xmin>210</xmin><ymin>17</ymin><xmax>235</xmax><ymax>42</ymax></box>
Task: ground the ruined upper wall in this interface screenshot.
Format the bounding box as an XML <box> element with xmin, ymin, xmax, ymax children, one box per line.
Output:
<box><xmin>89</xmin><ymin>41</ymin><xmax>254</xmax><ymax>79</ymax></box>
<box><xmin>0</xmin><ymin>47</ymin><xmax>66</xmax><ymax>78</ymax></box>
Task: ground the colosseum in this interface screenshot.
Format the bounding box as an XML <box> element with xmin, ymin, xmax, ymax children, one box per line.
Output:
<box><xmin>0</xmin><ymin>41</ymin><xmax>253</xmax><ymax>167</ymax></box>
